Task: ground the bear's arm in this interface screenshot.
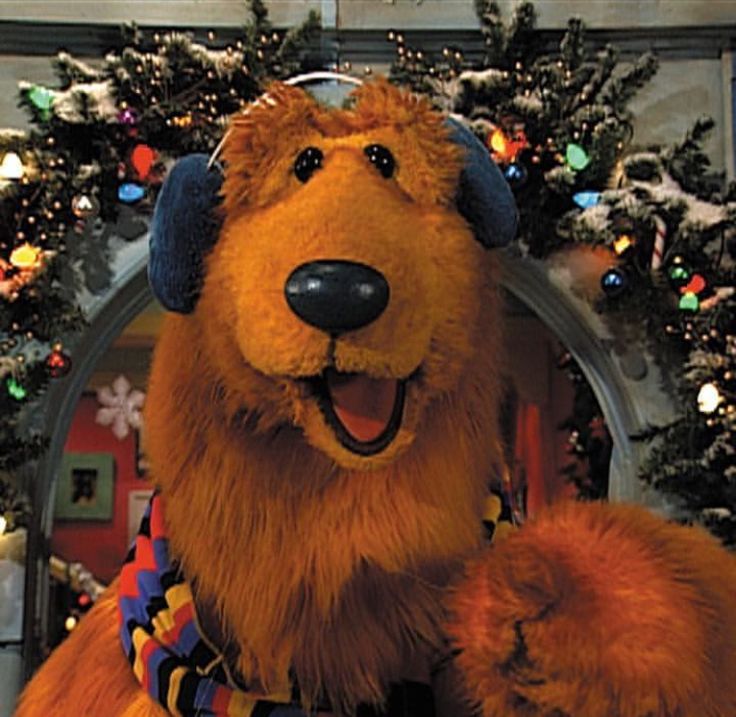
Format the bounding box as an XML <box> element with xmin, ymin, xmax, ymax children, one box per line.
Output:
<box><xmin>448</xmin><ymin>501</ymin><xmax>736</xmax><ymax>717</ymax></box>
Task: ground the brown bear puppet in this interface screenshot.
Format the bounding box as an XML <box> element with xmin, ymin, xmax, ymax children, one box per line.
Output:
<box><xmin>16</xmin><ymin>80</ymin><xmax>736</xmax><ymax>717</ymax></box>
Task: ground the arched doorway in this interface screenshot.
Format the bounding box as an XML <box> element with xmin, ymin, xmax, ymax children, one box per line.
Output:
<box><xmin>22</xmin><ymin>247</ymin><xmax>151</xmax><ymax>678</ymax></box>
<box><xmin>497</xmin><ymin>251</ymin><xmax>650</xmax><ymax>504</ymax></box>
<box><xmin>21</xmin><ymin>244</ymin><xmax>661</xmax><ymax>678</ymax></box>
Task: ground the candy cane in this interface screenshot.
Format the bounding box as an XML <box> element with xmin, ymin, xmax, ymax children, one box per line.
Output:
<box><xmin>651</xmin><ymin>214</ymin><xmax>667</xmax><ymax>271</ymax></box>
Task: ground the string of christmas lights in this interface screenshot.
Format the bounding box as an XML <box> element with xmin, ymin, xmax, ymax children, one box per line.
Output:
<box><xmin>390</xmin><ymin>1</ymin><xmax>736</xmax><ymax>542</ymax></box>
<box><xmin>0</xmin><ymin>0</ymin><xmax>320</xmax><ymax>525</ymax></box>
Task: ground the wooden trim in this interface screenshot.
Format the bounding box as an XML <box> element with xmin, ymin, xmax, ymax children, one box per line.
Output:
<box><xmin>2</xmin><ymin>0</ymin><xmax>736</xmax><ymax>31</ymax></box>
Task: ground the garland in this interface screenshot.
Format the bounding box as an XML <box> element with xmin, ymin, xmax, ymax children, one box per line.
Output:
<box><xmin>0</xmin><ymin>0</ymin><xmax>320</xmax><ymax>524</ymax></box>
<box><xmin>1</xmin><ymin>1</ymin><xmax>734</xmax><ymax>545</ymax></box>
<box><xmin>389</xmin><ymin>2</ymin><xmax>736</xmax><ymax>543</ymax></box>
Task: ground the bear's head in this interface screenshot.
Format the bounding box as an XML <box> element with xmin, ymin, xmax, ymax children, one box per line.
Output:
<box><xmin>144</xmin><ymin>78</ymin><xmax>516</xmax><ymax>708</ymax></box>
<box><xmin>149</xmin><ymin>79</ymin><xmax>516</xmax><ymax>470</ymax></box>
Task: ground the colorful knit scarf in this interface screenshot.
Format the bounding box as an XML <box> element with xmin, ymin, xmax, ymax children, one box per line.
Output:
<box><xmin>118</xmin><ymin>493</ymin><xmax>295</xmax><ymax>716</ymax></box>
<box><xmin>117</xmin><ymin>493</ymin><xmax>497</xmax><ymax>716</ymax></box>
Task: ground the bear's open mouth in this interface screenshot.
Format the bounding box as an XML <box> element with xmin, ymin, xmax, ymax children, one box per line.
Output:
<box><xmin>308</xmin><ymin>369</ymin><xmax>407</xmax><ymax>456</ymax></box>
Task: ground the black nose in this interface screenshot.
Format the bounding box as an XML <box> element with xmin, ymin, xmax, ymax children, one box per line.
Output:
<box><xmin>284</xmin><ymin>260</ymin><xmax>390</xmax><ymax>334</ymax></box>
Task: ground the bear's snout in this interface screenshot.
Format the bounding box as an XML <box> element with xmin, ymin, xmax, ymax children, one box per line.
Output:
<box><xmin>284</xmin><ymin>259</ymin><xmax>390</xmax><ymax>335</ymax></box>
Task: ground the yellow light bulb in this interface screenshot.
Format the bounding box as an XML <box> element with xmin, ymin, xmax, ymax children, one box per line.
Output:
<box><xmin>10</xmin><ymin>243</ymin><xmax>42</xmax><ymax>270</ymax></box>
<box><xmin>489</xmin><ymin>128</ymin><xmax>508</xmax><ymax>155</ymax></box>
<box><xmin>64</xmin><ymin>615</ymin><xmax>78</xmax><ymax>632</ymax></box>
<box><xmin>697</xmin><ymin>382</ymin><xmax>721</xmax><ymax>414</ymax></box>
<box><xmin>613</xmin><ymin>234</ymin><xmax>633</xmax><ymax>255</ymax></box>
<box><xmin>0</xmin><ymin>152</ymin><xmax>24</xmax><ymax>180</ymax></box>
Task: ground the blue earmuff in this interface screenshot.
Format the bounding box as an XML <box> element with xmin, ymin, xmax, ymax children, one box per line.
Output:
<box><xmin>149</xmin><ymin>154</ymin><xmax>223</xmax><ymax>313</ymax></box>
<box><xmin>149</xmin><ymin>79</ymin><xmax>518</xmax><ymax>314</ymax></box>
<box><xmin>446</xmin><ymin>117</ymin><xmax>519</xmax><ymax>251</ymax></box>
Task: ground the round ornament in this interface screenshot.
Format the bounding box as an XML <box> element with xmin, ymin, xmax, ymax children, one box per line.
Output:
<box><xmin>117</xmin><ymin>108</ymin><xmax>138</xmax><ymax>125</ymax></box>
<box><xmin>46</xmin><ymin>348</ymin><xmax>72</xmax><ymax>378</ymax></box>
<box><xmin>503</xmin><ymin>162</ymin><xmax>527</xmax><ymax>187</ymax></box>
<box><xmin>71</xmin><ymin>194</ymin><xmax>99</xmax><ymax>219</ymax></box>
<box><xmin>118</xmin><ymin>183</ymin><xmax>145</xmax><ymax>204</ymax></box>
<box><xmin>600</xmin><ymin>267</ymin><xmax>627</xmax><ymax>298</ymax></box>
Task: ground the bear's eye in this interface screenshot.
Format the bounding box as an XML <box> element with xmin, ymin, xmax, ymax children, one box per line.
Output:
<box><xmin>364</xmin><ymin>144</ymin><xmax>395</xmax><ymax>179</ymax></box>
<box><xmin>294</xmin><ymin>147</ymin><xmax>324</xmax><ymax>183</ymax></box>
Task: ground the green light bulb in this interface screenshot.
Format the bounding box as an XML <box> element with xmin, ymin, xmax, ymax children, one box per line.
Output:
<box><xmin>27</xmin><ymin>85</ymin><xmax>55</xmax><ymax>120</ymax></box>
<box><xmin>679</xmin><ymin>292</ymin><xmax>699</xmax><ymax>312</ymax></box>
<box><xmin>566</xmin><ymin>143</ymin><xmax>590</xmax><ymax>171</ymax></box>
<box><xmin>6</xmin><ymin>377</ymin><xmax>27</xmax><ymax>401</ymax></box>
<box><xmin>669</xmin><ymin>265</ymin><xmax>690</xmax><ymax>283</ymax></box>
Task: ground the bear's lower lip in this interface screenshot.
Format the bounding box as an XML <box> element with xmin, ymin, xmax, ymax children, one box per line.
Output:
<box><xmin>308</xmin><ymin>370</ymin><xmax>407</xmax><ymax>456</ymax></box>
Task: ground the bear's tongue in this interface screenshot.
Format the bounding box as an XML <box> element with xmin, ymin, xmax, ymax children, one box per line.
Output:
<box><xmin>324</xmin><ymin>369</ymin><xmax>398</xmax><ymax>443</ymax></box>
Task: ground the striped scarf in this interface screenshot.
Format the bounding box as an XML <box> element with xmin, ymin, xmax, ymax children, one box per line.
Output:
<box><xmin>118</xmin><ymin>493</ymin><xmax>295</xmax><ymax>716</ymax></box>
<box><xmin>117</xmin><ymin>492</ymin><xmax>505</xmax><ymax>716</ymax></box>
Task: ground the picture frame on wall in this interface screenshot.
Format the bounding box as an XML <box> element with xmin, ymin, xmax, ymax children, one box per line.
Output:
<box><xmin>128</xmin><ymin>489</ymin><xmax>155</xmax><ymax>544</ymax></box>
<box><xmin>134</xmin><ymin>429</ymin><xmax>150</xmax><ymax>477</ymax></box>
<box><xmin>54</xmin><ymin>452</ymin><xmax>115</xmax><ymax>521</ymax></box>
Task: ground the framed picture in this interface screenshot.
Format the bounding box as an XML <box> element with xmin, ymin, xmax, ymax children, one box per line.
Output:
<box><xmin>134</xmin><ymin>429</ymin><xmax>150</xmax><ymax>478</ymax></box>
<box><xmin>55</xmin><ymin>452</ymin><xmax>115</xmax><ymax>521</ymax></box>
<box><xmin>128</xmin><ymin>489</ymin><xmax>154</xmax><ymax>544</ymax></box>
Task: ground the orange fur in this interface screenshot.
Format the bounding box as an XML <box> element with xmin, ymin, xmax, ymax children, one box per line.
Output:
<box><xmin>18</xmin><ymin>79</ymin><xmax>736</xmax><ymax>717</ymax></box>
<box><xmin>15</xmin><ymin>584</ymin><xmax>166</xmax><ymax>717</ymax></box>
<box><xmin>448</xmin><ymin>500</ymin><xmax>736</xmax><ymax>717</ymax></box>
<box><xmin>143</xmin><ymin>80</ymin><xmax>502</xmax><ymax>712</ymax></box>
<box><xmin>18</xmin><ymin>80</ymin><xmax>502</xmax><ymax>716</ymax></box>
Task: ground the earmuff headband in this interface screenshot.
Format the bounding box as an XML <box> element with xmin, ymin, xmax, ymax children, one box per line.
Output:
<box><xmin>150</xmin><ymin>73</ymin><xmax>518</xmax><ymax>314</ymax></box>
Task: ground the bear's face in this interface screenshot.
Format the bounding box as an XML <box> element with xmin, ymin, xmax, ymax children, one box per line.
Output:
<box><xmin>142</xmin><ymin>81</ymin><xmax>507</xmax><ymax>706</ymax></box>
<box><xmin>194</xmin><ymin>81</ymin><xmax>493</xmax><ymax>470</ymax></box>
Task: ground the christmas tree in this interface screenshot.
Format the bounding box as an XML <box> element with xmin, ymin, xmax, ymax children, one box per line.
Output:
<box><xmin>0</xmin><ymin>0</ymin><xmax>320</xmax><ymax>529</ymax></box>
<box><xmin>389</xmin><ymin>1</ymin><xmax>736</xmax><ymax>543</ymax></box>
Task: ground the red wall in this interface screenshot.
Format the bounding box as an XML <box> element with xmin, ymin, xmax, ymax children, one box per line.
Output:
<box><xmin>52</xmin><ymin>330</ymin><xmax>580</xmax><ymax>583</ymax></box>
<box><xmin>504</xmin><ymin>317</ymin><xmax>578</xmax><ymax>515</ymax></box>
<box><xmin>51</xmin><ymin>394</ymin><xmax>147</xmax><ymax>584</ymax></box>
